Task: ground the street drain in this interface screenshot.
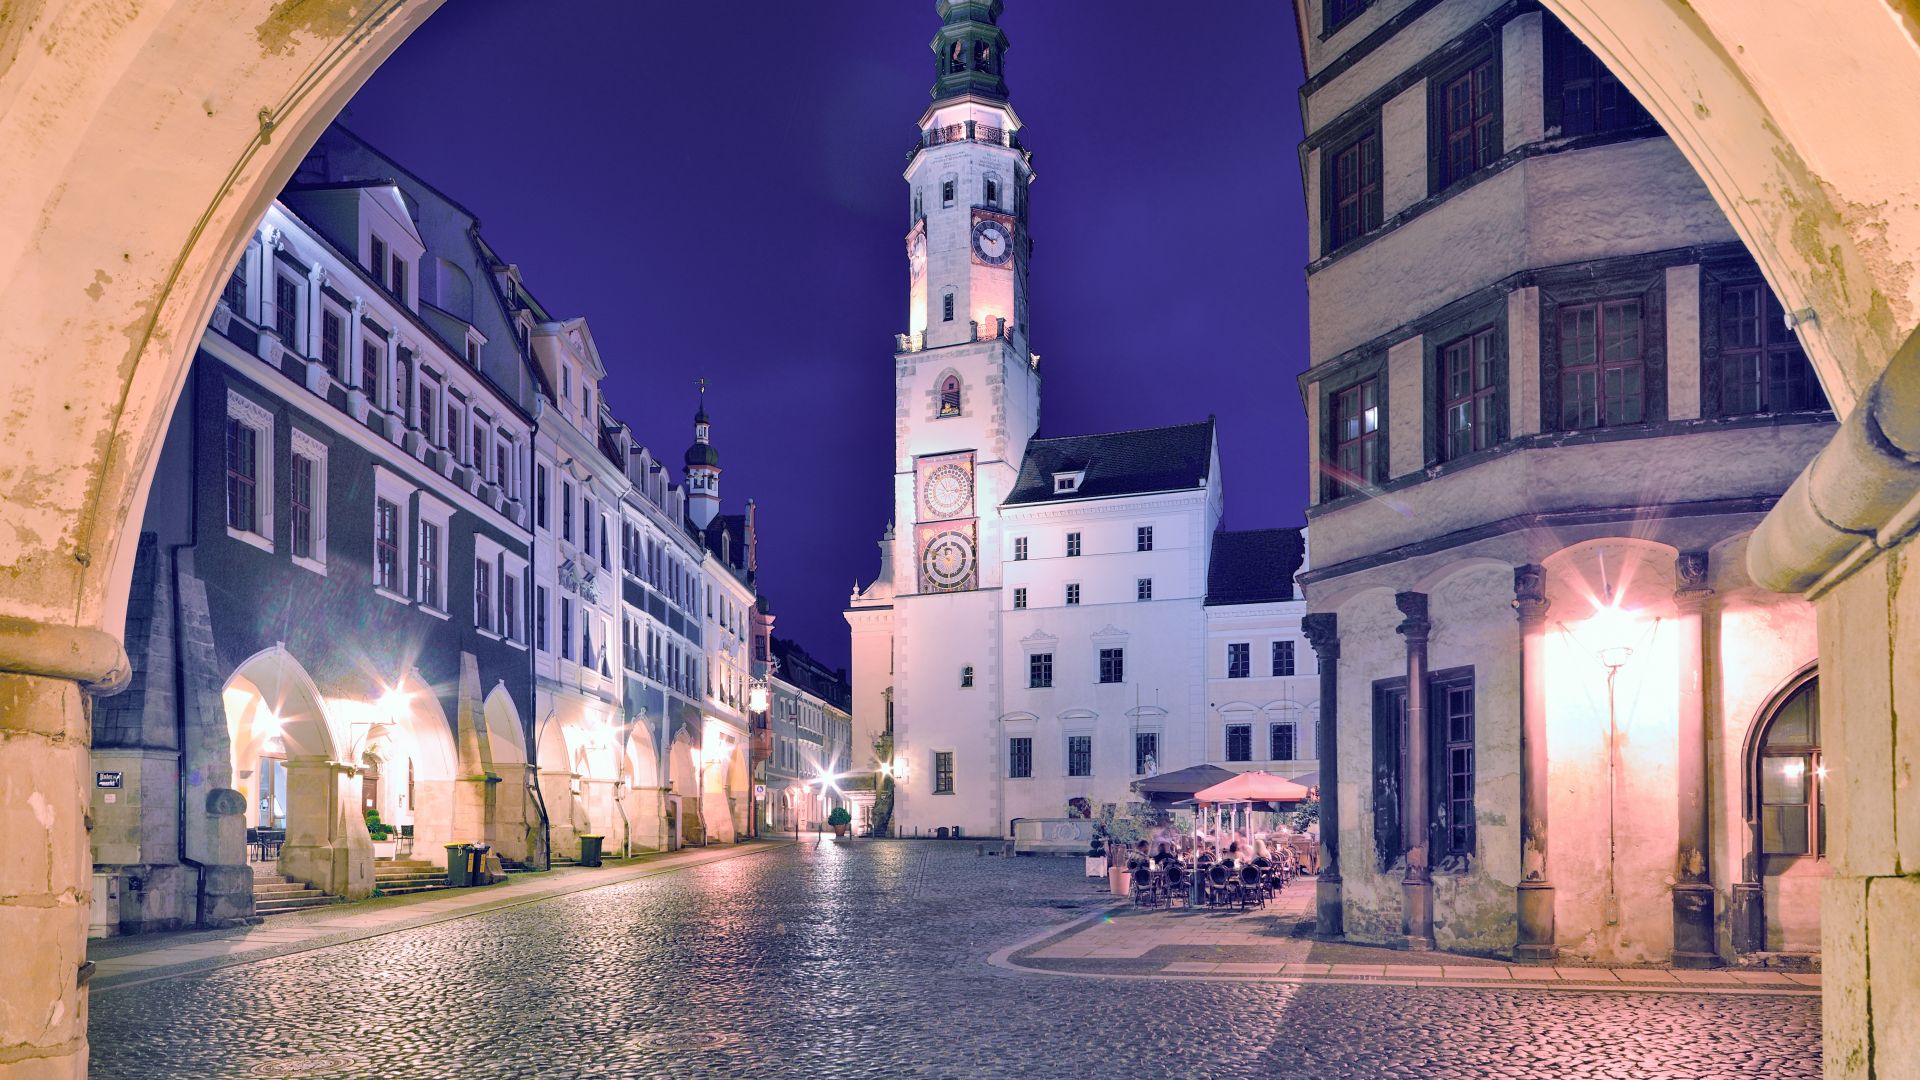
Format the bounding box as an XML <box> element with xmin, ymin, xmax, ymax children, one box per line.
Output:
<box><xmin>636</xmin><ymin>1032</ymin><xmax>734</xmax><ymax>1051</ymax></box>
<box><xmin>246</xmin><ymin>1053</ymin><xmax>369</xmax><ymax>1078</ymax></box>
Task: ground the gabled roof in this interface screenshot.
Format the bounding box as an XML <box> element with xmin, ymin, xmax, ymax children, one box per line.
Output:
<box><xmin>1004</xmin><ymin>418</ymin><xmax>1215</xmax><ymax>506</ymax></box>
<box><xmin>1206</xmin><ymin>528</ymin><xmax>1305</xmax><ymax>607</ymax></box>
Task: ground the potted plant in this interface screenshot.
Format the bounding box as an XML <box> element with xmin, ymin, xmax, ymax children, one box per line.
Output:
<box><xmin>827</xmin><ymin>806</ymin><xmax>852</xmax><ymax>839</ymax></box>
<box><xmin>1085</xmin><ymin>837</ymin><xmax>1107</xmax><ymax>878</ymax></box>
<box><xmin>365</xmin><ymin>810</ymin><xmax>397</xmax><ymax>859</ymax></box>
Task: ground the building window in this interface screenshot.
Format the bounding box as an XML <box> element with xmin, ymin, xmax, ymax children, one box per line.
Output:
<box><xmin>1136</xmin><ymin>578</ymin><xmax>1153</xmax><ymax>601</ymax></box>
<box><xmin>1270</xmin><ymin>722</ymin><xmax>1297</xmax><ymax>762</ymax></box>
<box><xmin>1028</xmin><ymin>653</ymin><xmax>1053</xmax><ymax>689</ymax></box>
<box><xmin>1328</xmin><ymin>378</ymin><xmax>1380</xmax><ymax>498</ymax></box>
<box><xmin>599</xmin><ymin>516</ymin><xmax>611</xmax><ymax>571</ymax></box>
<box><xmin>1324</xmin><ymin>0</ymin><xmax>1371</xmax><ymax>33</ymax></box>
<box><xmin>390</xmin><ymin>256</ymin><xmax>408</xmax><ymax>304</ymax></box>
<box><xmin>1559</xmin><ymin>299</ymin><xmax>1644</xmax><ymax>429</ymax></box>
<box><xmin>941</xmin><ymin>179</ymin><xmax>956</xmax><ymax>207</ymax></box>
<box><xmin>447</xmin><ymin>401</ymin><xmax>464</xmax><ymax>462</ymax></box>
<box><xmin>1756</xmin><ymin>678</ymin><xmax>1823</xmax><ymax>857</ymax></box>
<box><xmin>960</xmin><ymin>665</ymin><xmax>975</xmax><ymax>688</ymax></box>
<box><xmin>942</xmin><ymin>292</ymin><xmax>955</xmax><ymax>322</ymax></box>
<box><xmin>393</xmin><ymin>348</ymin><xmax>413</xmax><ymax>419</ymax></box>
<box><xmin>1066</xmin><ymin>532</ymin><xmax>1081</xmax><ymax>557</ymax></box>
<box><xmin>560</xmin><ymin>598</ymin><xmax>574</xmax><ymax>660</ymax></box>
<box><xmin>1227</xmin><ymin>642</ymin><xmax>1250</xmax><ymax>679</ymax></box>
<box><xmin>582</xmin><ymin>498</ymin><xmax>594</xmax><ymax>553</ymax></box>
<box><xmin>1718</xmin><ymin>283</ymin><xmax>1823</xmax><ymax>416</ymax></box>
<box><xmin>1009</xmin><ymin>737</ymin><xmax>1032</xmax><ymax>779</ymax></box>
<box><xmin>1065</xmin><ymin>583</ymin><xmax>1080</xmax><ymax>606</ymax></box>
<box><xmin>320</xmin><ymin>309</ymin><xmax>344</xmax><ymax>381</ymax></box>
<box><xmin>1435</xmin><ymin>57</ymin><xmax>1498</xmax><ymax>190</ymax></box>
<box><xmin>1436</xmin><ymin>670</ymin><xmax>1476</xmax><ymax>858</ymax></box>
<box><xmin>224</xmin><ymin>411</ymin><xmax>265</xmax><ymax>538</ymax></box>
<box><xmin>534</xmin><ymin>464</ymin><xmax>549</xmax><ymax>530</ymax></box>
<box><xmin>1066</xmin><ymin>735</ymin><xmax>1092</xmax><ymax>777</ymax></box>
<box><xmin>984</xmin><ymin>176</ymin><xmax>999</xmax><ymax>207</ymax></box>
<box><xmin>417</xmin><ymin>381</ymin><xmax>437</xmax><ymax>443</ymax></box>
<box><xmin>939</xmin><ymin>375</ymin><xmax>962</xmax><ymax>417</ymax></box>
<box><xmin>1225</xmin><ymin>724</ymin><xmax>1252</xmax><ymax>763</ymax></box>
<box><xmin>273</xmin><ymin>275</ymin><xmax>300</xmax><ymax>344</ymax></box>
<box><xmin>1135</xmin><ymin>732</ymin><xmax>1158</xmax><ymax>776</ymax></box>
<box><xmin>370</xmin><ymin>235</ymin><xmax>388</xmax><ymax>287</ymax></box>
<box><xmin>1442</xmin><ymin>328</ymin><xmax>1500</xmax><ymax>459</ymax></box>
<box><xmin>497</xmin><ymin>443</ymin><xmax>511</xmax><ymax>495</ymax></box>
<box><xmin>503</xmin><ymin>573</ymin><xmax>520</xmax><ymax>644</ymax></box>
<box><xmin>1013</xmin><ymin>587</ymin><xmax>1028</xmax><ymax>610</ymax></box>
<box><xmin>289</xmin><ymin>435</ymin><xmax>326</xmax><ymax>569</ymax></box>
<box><xmin>561</xmin><ymin>481</ymin><xmax>574</xmax><ymax>543</ymax></box>
<box><xmin>1273</xmin><ymin>640</ymin><xmax>1296</xmax><ymax>677</ymax></box>
<box><xmin>474</xmin><ymin>558</ymin><xmax>494</xmax><ymax>632</ymax></box>
<box><xmin>417</xmin><ymin>520</ymin><xmax>442</xmax><ymax>610</ymax></box>
<box><xmin>223</xmin><ymin>262</ymin><xmax>247</xmax><ymax>310</ymax></box>
<box><xmin>536</xmin><ymin>585</ymin><xmax>550</xmax><ymax>652</ymax></box>
<box><xmin>1372</xmin><ymin>679</ymin><xmax>1409</xmax><ymax>869</ymax></box>
<box><xmin>933</xmin><ymin>751</ymin><xmax>954</xmax><ymax>794</ymax></box>
<box><xmin>1136</xmin><ymin>525</ymin><xmax>1153</xmax><ymax>551</ymax></box>
<box><xmin>1326</xmin><ymin>128</ymin><xmax>1381</xmax><ymax>252</ymax></box>
<box><xmin>1098</xmin><ymin>648</ymin><xmax>1125</xmax><ymax>684</ymax></box>
<box><xmin>360</xmin><ymin>340</ymin><xmax>382</xmax><ymax>402</ymax></box>
<box><xmin>373</xmin><ymin>498</ymin><xmax>401</xmax><ymax>593</ymax></box>
<box><xmin>1013</xmin><ymin>537</ymin><xmax>1028</xmax><ymax>561</ymax></box>
<box><xmin>1546</xmin><ymin>19</ymin><xmax>1654</xmax><ymax>138</ymax></box>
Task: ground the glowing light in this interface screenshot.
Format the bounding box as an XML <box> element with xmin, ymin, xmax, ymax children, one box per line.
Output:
<box><xmin>1782</xmin><ymin>759</ymin><xmax>1807</xmax><ymax>780</ymax></box>
<box><xmin>1585</xmin><ymin>601</ymin><xmax>1640</xmax><ymax>669</ymax></box>
<box><xmin>747</xmin><ymin>682</ymin><xmax>770</xmax><ymax>714</ymax></box>
<box><xmin>378</xmin><ymin>688</ymin><xmax>410</xmax><ymax>719</ymax></box>
<box><xmin>1816</xmin><ymin>765</ymin><xmax>1829</xmax><ymax>780</ymax></box>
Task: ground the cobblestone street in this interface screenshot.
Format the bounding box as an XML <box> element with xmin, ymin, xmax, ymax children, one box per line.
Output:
<box><xmin>88</xmin><ymin>841</ymin><xmax>1820</xmax><ymax>1079</ymax></box>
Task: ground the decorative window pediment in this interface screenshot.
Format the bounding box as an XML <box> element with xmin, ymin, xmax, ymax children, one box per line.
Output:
<box><xmin>1090</xmin><ymin>624</ymin><xmax>1129</xmax><ymax>645</ymax></box>
<box><xmin>1020</xmin><ymin>628</ymin><xmax>1057</xmax><ymax>649</ymax></box>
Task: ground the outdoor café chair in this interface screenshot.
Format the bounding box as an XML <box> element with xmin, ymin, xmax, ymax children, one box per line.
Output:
<box><xmin>1163</xmin><ymin>864</ymin><xmax>1187</xmax><ymax>909</ymax></box>
<box><xmin>1239</xmin><ymin>863</ymin><xmax>1267</xmax><ymax>908</ymax></box>
<box><xmin>1132</xmin><ymin>866</ymin><xmax>1161</xmax><ymax>909</ymax></box>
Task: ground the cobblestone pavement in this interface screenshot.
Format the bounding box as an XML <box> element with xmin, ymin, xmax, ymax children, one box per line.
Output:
<box><xmin>88</xmin><ymin>840</ymin><xmax>1820</xmax><ymax>1079</ymax></box>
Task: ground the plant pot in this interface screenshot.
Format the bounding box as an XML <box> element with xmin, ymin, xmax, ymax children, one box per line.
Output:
<box><xmin>833</xmin><ymin>824</ymin><xmax>849</xmax><ymax>838</ymax></box>
<box><xmin>372</xmin><ymin>838</ymin><xmax>398</xmax><ymax>860</ymax></box>
<box><xmin>1084</xmin><ymin>856</ymin><xmax>1107</xmax><ymax>878</ymax></box>
<box><xmin>1108</xmin><ymin>865</ymin><xmax>1131</xmax><ymax>896</ymax></box>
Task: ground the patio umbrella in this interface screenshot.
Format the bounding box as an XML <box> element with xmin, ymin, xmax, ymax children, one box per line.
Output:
<box><xmin>1131</xmin><ymin>764</ymin><xmax>1237</xmax><ymax>808</ymax></box>
<box><xmin>1193</xmin><ymin>771</ymin><xmax>1313</xmax><ymax>806</ymax></box>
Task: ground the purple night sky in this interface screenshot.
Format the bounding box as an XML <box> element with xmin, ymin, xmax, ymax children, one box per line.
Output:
<box><xmin>340</xmin><ymin>1</ymin><xmax>1311</xmax><ymax>668</ymax></box>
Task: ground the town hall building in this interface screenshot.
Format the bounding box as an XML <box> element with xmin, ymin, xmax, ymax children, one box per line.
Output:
<box><xmin>846</xmin><ymin>1</ymin><xmax>1316</xmax><ymax>839</ymax></box>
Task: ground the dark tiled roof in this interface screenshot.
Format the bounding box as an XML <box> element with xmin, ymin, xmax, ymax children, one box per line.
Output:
<box><xmin>771</xmin><ymin>637</ymin><xmax>851</xmax><ymax>710</ymax></box>
<box><xmin>1004</xmin><ymin>419</ymin><xmax>1215</xmax><ymax>506</ymax></box>
<box><xmin>1206</xmin><ymin>528</ymin><xmax>1305</xmax><ymax>606</ymax></box>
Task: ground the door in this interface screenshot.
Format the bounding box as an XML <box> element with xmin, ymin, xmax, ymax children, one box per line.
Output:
<box><xmin>1752</xmin><ymin>677</ymin><xmax>1827</xmax><ymax>952</ymax></box>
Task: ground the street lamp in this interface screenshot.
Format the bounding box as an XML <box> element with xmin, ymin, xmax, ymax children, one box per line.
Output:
<box><xmin>1561</xmin><ymin>593</ymin><xmax>1659</xmax><ymax>927</ymax></box>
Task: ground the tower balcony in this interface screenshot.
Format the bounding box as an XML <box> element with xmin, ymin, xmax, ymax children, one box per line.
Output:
<box><xmin>895</xmin><ymin>317</ymin><xmax>1013</xmax><ymax>355</ymax></box>
<box><xmin>907</xmin><ymin>119</ymin><xmax>1028</xmax><ymax>163</ymax></box>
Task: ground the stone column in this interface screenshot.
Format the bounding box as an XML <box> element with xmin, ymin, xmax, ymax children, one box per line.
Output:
<box><xmin>1514</xmin><ymin>564</ymin><xmax>1556</xmax><ymax>961</ymax></box>
<box><xmin>1672</xmin><ymin>550</ymin><xmax>1719</xmax><ymax>967</ymax></box>
<box><xmin>1302</xmin><ymin>612</ymin><xmax>1343</xmax><ymax>937</ymax></box>
<box><xmin>281</xmin><ymin>755</ymin><xmax>373</xmax><ymax>899</ymax></box>
<box><xmin>0</xmin><ymin>619</ymin><xmax>126</xmax><ymax>1078</ymax></box>
<box><xmin>1396</xmin><ymin>591</ymin><xmax>1436</xmax><ymax>950</ymax></box>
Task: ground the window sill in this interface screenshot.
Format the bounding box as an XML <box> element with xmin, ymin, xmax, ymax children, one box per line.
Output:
<box><xmin>417</xmin><ymin>603</ymin><xmax>450</xmax><ymax>621</ymax></box>
<box><xmin>291</xmin><ymin>554</ymin><xmax>328</xmax><ymax>577</ymax></box>
<box><xmin>374</xmin><ymin>586</ymin><xmax>411</xmax><ymax>606</ymax></box>
<box><xmin>475</xmin><ymin>627</ymin><xmax>502</xmax><ymax>642</ymax></box>
<box><xmin>505</xmin><ymin>638</ymin><xmax>528</xmax><ymax>652</ymax></box>
<box><xmin>227</xmin><ymin>526</ymin><xmax>274</xmax><ymax>554</ymax></box>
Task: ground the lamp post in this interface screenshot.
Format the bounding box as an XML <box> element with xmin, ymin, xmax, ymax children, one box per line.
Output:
<box><xmin>1568</xmin><ymin>592</ymin><xmax>1658</xmax><ymax>930</ymax></box>
<box><xmin>748</xmin><ymin>679</ymin><xmax>770</xmax><ymax>841</ymax></box>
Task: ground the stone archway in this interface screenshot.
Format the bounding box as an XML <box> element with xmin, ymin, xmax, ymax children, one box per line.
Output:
<box><xmin>480</xmin><ymin>683</ymin><xmax>538</xmax><ymax>864</ymax></box>
<box><xmin>533</xmin><ymin>712</ymin><xmax>582</xmax><ymax>860</ymax></box>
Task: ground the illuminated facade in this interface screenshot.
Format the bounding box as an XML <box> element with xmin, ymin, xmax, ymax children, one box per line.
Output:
<box><xmin>847</xmin><ymin>2</ymin><xmax>1316</xmax><ymax>839</ymax></box>
<box><xmin>1292</xmin><ymin>0</ymin><xmax>1836</xmax><ymax>966</ymax></box>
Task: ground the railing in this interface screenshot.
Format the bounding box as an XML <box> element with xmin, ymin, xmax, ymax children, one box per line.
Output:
<box><xmin>907</xmin><ymin>119</ymin><xmax>1026</xmax><ymax>161</ymax></box>
<box><xmin>971</xmin><ymin>317</ymin><xmax>1009</xmax><ymax>343</ymax></box>
<box><xmin>894</xmin><ymin>319</ymin><xmax>1015</xmax><ymax>353</ymax></box>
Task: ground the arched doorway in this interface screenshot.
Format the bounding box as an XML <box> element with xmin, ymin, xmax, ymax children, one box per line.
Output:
<box><xmin>348</xmin><ymin>676</ymin><xmax>458</xmax><ymax>866</ymax></box>
<box><xmin>1743</xmin><ymin>672</ymin><xmax>1827</xmax><ymax>954</ymax></box>
<box><xmin>534</xmin><ymin>712</ymin><xmax>583</xmax><ymax>859</ymax></box>
<box><xmin>481</xmin><ymin>684</ymin><xmax>538</xmax><ymax>864</ymax></box>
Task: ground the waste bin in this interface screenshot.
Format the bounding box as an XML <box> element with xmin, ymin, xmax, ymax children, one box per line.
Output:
<box><xmin>577</xmin><ymin>834</ymin><xmax>604</xmax><ymax>868</ymax></box>
<box><xmin>445</xmin><ymin>843</ymin><xmax>474</xmax><ymax>887</ymax></box>
<box><xmin>469</xmin><ymin>843</ymin><xmax>492</xmax><ymax>885</ymax></box>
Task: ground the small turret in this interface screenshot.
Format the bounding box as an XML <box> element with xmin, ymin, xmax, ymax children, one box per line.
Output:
<box><xmin>930</xmin><ymin>0</ymin><xmax>1009</xmax><ymax>102</ymax></box>
<box><xmin>686</xmin><ymin>381</ymin><xmax>721</xmax><ymax>529</ymax></box>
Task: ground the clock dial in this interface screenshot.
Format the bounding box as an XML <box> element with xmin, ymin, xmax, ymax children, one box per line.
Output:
<box><xmin>922</xmin><ymin>462</ymin><xmax>974</xmax><ymax>519</ymax></box>
<box><xmin>971</xmin><ymin>218</ymin><xmax>1013</xmax><ymax>265</ymax></box>
<box><xmin>921</xmin><ymin>530</ymin><xmax>977</xmax><ymax>592</ymax></box>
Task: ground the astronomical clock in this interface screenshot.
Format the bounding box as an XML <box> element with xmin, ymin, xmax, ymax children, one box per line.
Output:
<box><xmin>915</xmin><ymin>451</ymin><xmax>978</xmax><ymax>593</ymax></box>
<box><xmin>970</xmin><ymin>208</ymin><xmax>1016</xmax><ymax>268</ymax></box>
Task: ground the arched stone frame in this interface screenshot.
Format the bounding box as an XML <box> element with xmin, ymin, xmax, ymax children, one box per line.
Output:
<box><xmin>1732</xmin><ymin>662</ymin><xmax>1824</xmax><ymax>955</ymax></box>
<box><xmin>620</xmin><ymin>711</ymin><xmax>666</xmax><ymax>852</ymax></box>
<box><xmin>534</xmin><ymin>710</ymin><xmax>583</xmax><ymax>858</ymax></box>
<box><xmin>343</xmin><ymin>669</ymin><xmax>458</xmax><ymax>860</ymax></box>
<box><xmin>479</xmin><ymin>683</ymin><xmax>538</xmax><ymax>863</ymax></box>
<box><xmin>929</xmin><ymin>367</ymin><xmax>965</xmax><ymax>420</ymax></box>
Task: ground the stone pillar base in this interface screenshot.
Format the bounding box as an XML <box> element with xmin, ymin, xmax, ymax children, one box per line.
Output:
<box><xmin>1314</xmin><ymin>874</ymin><xmax>1344</xmax><ymax>938</ymax></box>
<box><xmin>1671</xmin><ymin>882</ymin><xmax>1720</xmax><ymax>968</ymax></box>
<box><xmin>1402</xmin><ymin>877</ymin><xmax>1435</xmax><ymax>950</ymax></box>
<box><xmin>1515</xmin><ymin>879</ymin><xmax>1557</xmax><ymax>962</ymax></box>
<box><xmin>1729</xmin><ymin>881</ymin><xmax>1764</xmax><ymax>955</ymax></box>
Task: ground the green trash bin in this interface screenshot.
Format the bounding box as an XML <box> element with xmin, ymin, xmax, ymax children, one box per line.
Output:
<box><xmin>577</xmin><ymin>834</ymin><xmax>604</xmax><ymax>868</ymax></box>
<box><xmin>445</xmin><ymin>843</ymin><xmax>473</xmax><ymax>887</ymax></box>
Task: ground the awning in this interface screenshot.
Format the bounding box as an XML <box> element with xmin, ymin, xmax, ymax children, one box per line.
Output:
<box><xmin>1130</xmin><ymin>764</ymin><xmax>1237</xmax><ymax>807</ymax></box>
<box><xmin>1192</xmin><ymin>771</ymin><xmax>1313</xmax><ymax>805</ymax></box>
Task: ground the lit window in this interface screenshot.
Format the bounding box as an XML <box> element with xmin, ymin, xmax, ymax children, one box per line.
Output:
<box><xmin>939</xmin><ymin>376</ymin><xmax>962</xmax><ymax>417</ymax></box>
<box><xmin>1442</xmin><ymin>328</ymin><xmax>1500</xmax><ymax>459</ymax></box>
<box><xmin>1327</xmin><ymin>378</ymin><xmax>1380</xmax><ymax>499</ymax></box>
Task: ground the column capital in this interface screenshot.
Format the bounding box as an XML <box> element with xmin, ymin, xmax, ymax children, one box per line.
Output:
<box><xmin>1302</xmin><ymin>612</ymin><xmax>1340</xmax><ymax>661</ymax></box>
<box><xmin>1513</xmin><ymin>564</ymin><xmax>1550</xmax><ymax>626</ymax></box>
<box><xmin>1395</xmin><ymin>591</ymin><xmax>1430</xmax><ymax>644</ymax></box>
<box><xmin>1675</xmin><ymin>550</ymin><xmax>1714</xmax><ymax>610</ymax></box>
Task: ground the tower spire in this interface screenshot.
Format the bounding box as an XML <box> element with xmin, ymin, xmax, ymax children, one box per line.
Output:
<box><xmin>686</xmin><ymin>379</ymin><xmax>721</xmax><ymax>529</ymax></box>
<box><xmin>930</xmin><ymin>0</ymin><xmax>1009</xmax><ymax>102</ymax></box>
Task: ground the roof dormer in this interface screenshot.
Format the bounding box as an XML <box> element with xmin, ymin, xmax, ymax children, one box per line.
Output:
<box><xmin>1052</xmin><ymin>470</ymin><xmax>1085</xmax><ymax>495</ymax></box>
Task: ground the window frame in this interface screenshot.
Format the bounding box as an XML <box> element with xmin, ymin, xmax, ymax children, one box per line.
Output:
<box><xmin>1224</xmin><ymin>723</ymin><xmax>1253</xmax><ymax>763</ymax></box>
<box><xmin>1439</xmin><ymin>326</ymin><xmax>1502</xmax><ymax>460</ymax></box>
<box><xmin>1098</xmin><ymin>647</ymin><xmax>1125</xmax><ymax>685</ymax></box>
<box><xmin>1028</xmin><ymin>652</ymin><xmax>1053</xmax><ymax>689</ymax></box>
<box><xmin>1322</xmin><ymin>0</ymin><xmax>1371</xmax><ymax>36</ymax></box>
<box><xmin>1008</xmin><ymin>736</ymin><xmax>1033</xmax><ymax>780</ymax></box>
<box><xmin>415</xmin><ymin>494</ymin><xmax>453</xmax><ymax>615</ymax></box>
<box><xmin>223</xmin><ymin>390</ymin><xmax>274</xmax><ymax>552</ymax></box>
<box><xmin>288</xmin><ymin>427</ymin><xmax>327</xmax><ymax>573</ymax></box>
<box><xmin>1539</xmin><ymin>269</ymin><xmax>1667</xmax><ymax>433</ymax></box>
<box><xmin>1136</xmin><ymin>577</ymin><xmax>1153</xmax><ymax>602</ymax></box>
<box><xmin>1269</xmin><ymin>721</ymin><xmax>1298</xmax><ymax>762</ymax></box>
<box><xmin>1429</xmin><ymin>50</ymin><xmax>1501</xmax><ymax>193</ymax></box>
<box><xmin>1134</xmin><ymin>731</ymin><xmax>1159</xmax><ymax>776</ymax></box>
<box><xmin>1136</xmin><ymin>525</ymin><xmax>1153</xmax><ymax>552</ymax></box>
<box><xmin>1013</xmin><ymin>536</ymin><xmax>1028</xmax><ymax>562</ymax></box>
<box><xmin>1064</xmin><ymin>583</ymin><xmax>1081</xmax><ymax>606</ymax></box>
<box><xmin>1272</xmin><ymin>640</ymin><xmax>1296</xmax><ymax>678</ymax></box>
<box><xmin>1325</xmin><ymin>375</ymin><xmax>1383</xmax><ymax>499</ymax></box>
<box><xmin>371</xmin><ymin>467</ymin><xmax>413</xmax><ymax>604</ymax></box>
<box><xmin>1701</xmin><ymin>269</ymin><xmax>1827</xmax><ymax>418</ymax></box>
<box><xmin>933</xmin><ymin>750</ymin><xmax>955</xmax><ymax>795</ymax></box>
<box><xmin>1543</xmin><ymin>18</ymin><xmax>1658</xmax><ymax>139</ymax></box>
<box><xmin>1227</xmin><ymin>642</ymin><xmax>1251</xmax><ymax>679</ymax></box>
<box><xmin>1322</xmin><ymin>124</ymin><xmax>1383</xmax><ymax>254</ymax></box>
<box><xmin>1066</xmin><ymin>532</ymin><xmax>1081</xmax><ymax>557</ymax></box>
<box><xmin>1012</xmin><ymin>587</ymin><xmax>1027</xmax><ymax>610</ymax></box>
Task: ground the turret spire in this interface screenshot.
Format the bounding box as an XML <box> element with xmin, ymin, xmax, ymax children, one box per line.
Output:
<box><xmin>930</xmin><ymin>0</ymin><xmax>1009</xmax><ymax>102</ymax></box>
<box><xmin>686</xmin><ymin>379</ymin><xmax>721</xmax><ymax>529</ymax></box>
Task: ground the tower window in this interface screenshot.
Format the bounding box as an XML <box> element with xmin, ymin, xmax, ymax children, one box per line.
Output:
<box><xmin>942</xmin><ymin>293</ymin><xmax>955</xmax><ymax>322</ymax></box>
<box><xmin>985</xmin><ymin>176</ymin><xmax>1000</xmax><ymax>207</ymax></box>
<box><xmin>1326</xmin><ymin>128</ymin><xmax>1382</xmax><ymax>252</ymax></box>
<box><xmin>942</xmin><ymin>179</ymin><xmax>956</xmax><ymax>207</ymax></box>
<box><xmin>939</xmin><ymin>376</ymin><xmax>961</xmax><ymax>417</ymax></box>
<box><xmin>973</xmin><ymin>40</ymin><xmax>995</xmax><ymax>73</ymax></box>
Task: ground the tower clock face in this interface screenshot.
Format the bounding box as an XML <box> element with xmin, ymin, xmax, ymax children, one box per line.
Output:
<box><xmin>921</xmin><ymin>530</ymin><xmax>977</xmax><ymax>592</ymax></box>
<box><xmin>909</xmin><ymin>234</ymin><xmax>927</xmax><ymax>279</ymax></box>
<box><xmin>922</xmin><ymin>462</ymin><xmax>974</xmax><ymax>519</ymax></box>
<box><xmin>971</xmin><ymin>218</ymin><xmax>1013</xmax><ymax>265</ymax></box>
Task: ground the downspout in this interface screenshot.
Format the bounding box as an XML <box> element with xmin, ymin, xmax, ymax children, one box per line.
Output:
<box><xmin>530</xmin><ymin>710</ymin><xmax>555</xmax><ymax>872</ymax></box>
<box><xmin>174</xmin><ymin>372</ymin><xmax>209</xmax><ymax>923</ymax></box>
<box><xmin>527</xmin><ymin>395</ymin><xmax>553</xmax><ymax>871</ymax></box>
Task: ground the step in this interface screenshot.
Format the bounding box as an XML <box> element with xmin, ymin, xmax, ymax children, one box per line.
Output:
<box><xmin>377</xmin><ymin>883</ymin><xmax>450</xmax><ymax>896</ymax></box>
<box><xmin>374</xmin><ymin>875</ymin><xmax>445</xmax><ymax>889</ymax></box>
<box><xmin>256</xmin><ymin>893</ymin><xmax>340</xmax><ymax>914</ymax></box>
<box><xmin>253</xmin><ymin>882</ymin><xmax>315</xmax><ymax>899</ymax></box>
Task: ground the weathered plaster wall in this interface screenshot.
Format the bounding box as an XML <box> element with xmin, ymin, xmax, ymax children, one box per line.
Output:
<box><xmin>1334</xmin><ymin>586</ymin><xmax>1406</xmax><ymax>945</ymax></box>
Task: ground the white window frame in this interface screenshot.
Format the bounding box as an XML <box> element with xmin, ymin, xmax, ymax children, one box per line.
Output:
<box><xmin>224</xmin><ymin>389</ymin><xmax>275</xmax><ymax>553</ymax></box>
<box><xmin>372</xmin><ymin>466</ymin><xmax>414</xmax><ymax>605</ymax></box>
<box><xmin>500</xmin><ymin>551</ymin><xmax>529</xmax><ymax>648</ymax></box>
<box><xmin>474</xmin><ymin>533</ymin><xmax>506</xmax><ymax>639</ymax></box>
<box><xmin>288</xmin><ymin>427</ymin><xmax>328</xmax><ymax>574</ymax></box>
<box><xmin>415</xmin><ymin>493</ymin><xmax>453</xmax><ymax>617</ymax></box>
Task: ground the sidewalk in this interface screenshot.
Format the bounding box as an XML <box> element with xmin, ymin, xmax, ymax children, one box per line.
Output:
<box><xmin>87</xmin><ymin>840</ymin><xmax>786</xmax><ymax>992</ymax></box>
<box><xmin>994</xmin><ymin>880</ymin><xmax>1820</xmax><ymax>997</ymax></box>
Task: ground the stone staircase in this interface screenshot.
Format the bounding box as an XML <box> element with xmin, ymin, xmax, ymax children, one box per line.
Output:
<box><xmin>252</xmin><ymin>875</ymin><xmax>342</xmax><ymax>916</ymax></box>
<box><xmin>374</xmin><ymin>858</ymin><xmax>449</xmax><ymax>897</ymax></box>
